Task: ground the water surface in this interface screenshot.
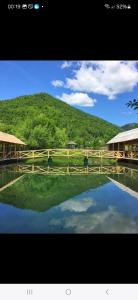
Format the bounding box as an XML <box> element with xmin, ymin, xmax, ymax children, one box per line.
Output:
<box><xmin>0</xmin><ymin>164</ymin><xmax>138</xmax><ymax>233</ymax></box>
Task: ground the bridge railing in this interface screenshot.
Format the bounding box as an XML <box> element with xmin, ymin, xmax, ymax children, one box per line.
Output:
<box><xmin>125</xmin><ymin>151</ymin><xmax>138</xmax><ymax>159</ymax></box>
<box><xmin>0</xmin><ymin>151</ymin><xmax>18</xmax><ymax>159</ymax></box>
<box><xmin>14</xmin><ymin>149</ymin><xmax>126</xmax><ymax>159</ymax></box>
<box><xmin>1</xmin><ymin>149</ymin><xmax>138</xmax><ymax>160</ymax></box>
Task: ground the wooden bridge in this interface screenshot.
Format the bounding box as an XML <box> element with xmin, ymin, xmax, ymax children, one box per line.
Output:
<box><xmin>0</xmin><ymin>148</ymin><xmax>138</xmax><ymax>161</ymax></box>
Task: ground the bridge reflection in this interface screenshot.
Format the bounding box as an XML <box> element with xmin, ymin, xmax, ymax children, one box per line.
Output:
<box><xmin>0</xmin><ymin>164</ymin><xmax>138</xmax><ymax>212</ymax></box>
<box><xmin>0</xmin><ymin>164</ymin><xmax>138</xmax><ymax>193</ymax></box>
<box><xmin>10</xmin><ymin>164</ymin><xmax>138</xmax><ymax>176</ymax></box>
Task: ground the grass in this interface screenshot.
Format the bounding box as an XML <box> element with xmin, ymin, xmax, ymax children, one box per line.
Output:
<box><xmin>21</xmin><ymin>157</ymin><xmax>117</xmax><ymax>166</ymax></box>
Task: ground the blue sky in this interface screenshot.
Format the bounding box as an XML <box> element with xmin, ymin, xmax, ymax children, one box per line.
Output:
<box><xmin>0</xmin><ymin>60</ymin><xmax>138</xmax><ymax>126</ymax></box>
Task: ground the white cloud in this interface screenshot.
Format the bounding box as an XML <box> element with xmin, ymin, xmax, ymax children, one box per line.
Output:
<box><xmin>51</xmin><ymin>80</ymin><xmax>64</xmax><ymax>87</ymax></box>
<box><xmin>65</xmin><ymin>61</ymin><xmax>138</xmax><ymax>99</ymax></box>
<box><xmin>61</xmin><ymin>61</ymin><xmax>73</xmax><ymax>69</ymax></box>
<box><xmin>63</xmin><ymin>206</ymin><xmax>138</xmax><ymax>233</ymax></box>
<box><xmin>57</xmin><ymin>92</ymin><xmax>97</xmax><ymax>107</ymax></box>
<box><xmin>60</xmin><ymin>198</ymin><xmax>96</xmax><ymax>212</ymax></box>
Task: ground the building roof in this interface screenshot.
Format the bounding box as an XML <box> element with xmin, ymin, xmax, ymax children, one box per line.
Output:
<box><xmin>67</xmin><ymin>141</ymin><xmax>77</xmax><ymax>145</ymax></box>
<box><xmin>107</xmin><ymin>128</ymin><xmax>138</xmax><ymax>144</ymax></box>
<box><xmin>0</xmin><ymin>131</ymin><xmax>25</xmax><ymax>145</ymax></box>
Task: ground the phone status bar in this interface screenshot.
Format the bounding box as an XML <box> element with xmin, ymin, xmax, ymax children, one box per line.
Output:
<box><xmin>7</xmin><ymin>3</ymin><xmax>47</xmax><ymax>10</ymax></box>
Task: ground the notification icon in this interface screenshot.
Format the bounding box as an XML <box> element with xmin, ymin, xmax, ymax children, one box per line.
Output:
<box><xmin>22</xmin><ymin>4</ymin><xmax>27</xmax><ymax>9</ymax></box>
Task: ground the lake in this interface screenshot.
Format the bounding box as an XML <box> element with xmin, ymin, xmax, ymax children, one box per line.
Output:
<box><xmin>0</xmin><ymin>163</ymin><xmax>138</xmax><ymax>233</ymax></box>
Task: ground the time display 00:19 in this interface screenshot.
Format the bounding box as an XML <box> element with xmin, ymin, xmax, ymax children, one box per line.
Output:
<box><xmin>8</xmin><ymin>4</ymin><xmax>21</xmax><ymax>9</ymax></box>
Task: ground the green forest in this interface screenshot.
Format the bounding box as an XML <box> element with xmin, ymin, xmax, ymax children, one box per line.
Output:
<box><xmin>0</xmin><ymin>93</ymin><xmax>121</xmax><ymax>149</ymax></box>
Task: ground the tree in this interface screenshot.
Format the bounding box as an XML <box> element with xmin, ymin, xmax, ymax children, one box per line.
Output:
<box><xmin>75</xmin><ymin>137</ymin><xmax>84</xmax><ymax>148</ymax></box>
<box><xmin>126</xmin><ymin>99</ymin><xmax>138</xmax><ymax>110</ymax></box>
<box><xmin>91</xmin><ymin>138</ymin><xmax>103</xmax><ymax>149</ymax></box>
<box><xmin>54</xmin><ymin>127</ymin><xmax>68</xmax><ymax>148</ymax></box>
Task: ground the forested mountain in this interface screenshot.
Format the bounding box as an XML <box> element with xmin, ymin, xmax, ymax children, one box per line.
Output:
<box><xmin>121</xmin><ymin>123</ymin><xmax>138</xmax><ymax>131</ymax></box>
<box><xmin>0</xmin><ymin>93</ymin><xmax>121</xmax><ymax>149</ymax></box>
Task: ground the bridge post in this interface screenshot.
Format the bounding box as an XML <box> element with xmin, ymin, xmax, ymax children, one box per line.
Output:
<box><xmin>86</xmin><ymin>150</ymin><xmax>88</xmax><ymax>159</ymax></box>
<box><xmin>85</xmin><ymin>166</ymin><xmax>88</xmax><ymax>173</ymax></box>
<box><xmin>67</xmin><ymin>149</ymin><xmax>70</xmax><ymax>159</ymax></box>
<box><xmin>3</xmin><ymin>143</ymin><xmax>5</xmax><ymax>158</ymax></box>
<box><xmin>14</xmin><ymin>144</ymin><xmax>16</xmax><ymax>158</ymax></box>
<box><xmin>67</xmin><ymin>166</ymin><xmax>70</xmax><ymax>174</ymax></box>
<box><xmin>67</xmin><ymin>149</ymin><xmax>70</xmax><ymax>164</ymax></box>
<box><xmin>100</xmin><ymin>151</ymin><xmax>103</xmax><ymax>165</ymax></box>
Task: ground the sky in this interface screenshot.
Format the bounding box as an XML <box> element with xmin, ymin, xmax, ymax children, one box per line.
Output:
<box><xmin>0</xmin><ymin>60</ymin><xmax>138</xmax><ymax>126</ymax></box>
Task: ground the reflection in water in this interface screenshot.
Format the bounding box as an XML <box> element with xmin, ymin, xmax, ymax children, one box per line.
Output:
<box><xmin>9</xmin><ymin>164</ymin><xmax>131</xmax><ymax>175</ymax></box>
<box><xmin>59</xmin><ymin>206</ymin><xmax>138</xmax><ymax>233</ymax></box>
<box><xmin>0</xmin><ymin>164</ymin><xmax>138</xmax><ymax>233</ymax></box>
<box><xmin>0</xmin><ymin>167</ymin><xmax>109</xmax><ymax>212</ymax></box>
<box><xmin>107</xmin><ymin>176</ymin><xmax>138</xmax><ymax>199</ymax></box>
<box><xmin>60</xmin><ymin>198</ymin><xmax>96</xmax><ymax>212</ymax></box>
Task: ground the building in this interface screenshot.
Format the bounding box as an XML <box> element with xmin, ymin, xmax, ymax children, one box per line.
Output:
<box><xmin>0</xmin><ymin>131</ymin><xmax>25</xmax><ymax>158</ymax></box>
<box><xmin>106</xmin><ymin>128</ymin><xmax>138</xmax><ymax>152</ymax></box>
<box><xmin>67</xmin><ymin>141</ymin><xmax>77</xmax><ymax>149</ymax></box>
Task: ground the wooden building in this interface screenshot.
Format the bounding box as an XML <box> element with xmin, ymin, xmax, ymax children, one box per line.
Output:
<box><xmin>67</xmin><ymin>141</ymin><xmax>77</xmax><ymax>149</ymax></box>
<box><xmin>107</xmin><ymin>128</ymin><xmax>138</xmax><ymax>152</ymax></box>
<box><xmin>0</xmin><ymin>131</ymin><xmax>25</xmax><ymax>159</ymax></box>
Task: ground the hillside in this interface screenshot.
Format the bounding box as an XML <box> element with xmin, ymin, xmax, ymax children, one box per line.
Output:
<box><xmin>121</xmin><ymin>123</ymin><xmax>138</xmax><ymax>131</ymax></box>
<box><xmin>0</xmin><ymin>93</ymin><xmax>121</xmax><ymax>148</ymax></box>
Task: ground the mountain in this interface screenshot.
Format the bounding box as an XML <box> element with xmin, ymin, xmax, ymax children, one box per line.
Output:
<box><xmin>0</xmin><ymin>93</ymin><xmax>121</xmax><ymax>149</ymax></box>
<box><xmin>121</xmin><ymin>123</ymin><xmax>138</xmax><ymax>131</ymax></box>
